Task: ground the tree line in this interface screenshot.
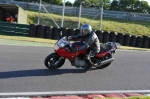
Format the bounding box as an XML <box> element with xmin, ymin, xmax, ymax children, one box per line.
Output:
<box><xmin>16</xmin><ymin>0</ymin><xmax>150</xmax><ymax>13</ymax></box>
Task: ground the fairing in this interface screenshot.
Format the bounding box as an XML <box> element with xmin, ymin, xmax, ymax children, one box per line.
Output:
<box><xmin>54</xmin><ymin>37</ymin><xmax>88</xmax><ymax>60</ymax></box>
<box><xmin>56</xmin><ymin>48</ymin><xmax>88</xmax><ymax>60</ymax></box>
<box><xmin>96</xmin><ymin>51</ymin><xmax>110</xmax><ymax>58</ymax></box>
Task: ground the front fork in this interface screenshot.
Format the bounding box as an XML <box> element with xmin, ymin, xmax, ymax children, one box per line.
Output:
<box><xmin>54</xmin><ymin>57</ymin><xmax>65</xmax><ymax>66</ymax></box>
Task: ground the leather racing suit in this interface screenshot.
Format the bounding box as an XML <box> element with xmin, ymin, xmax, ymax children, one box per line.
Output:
<box><xmin>71</xmin><ymin>31</ymin><xmax>100</xmax><ymax>69</ymax></box>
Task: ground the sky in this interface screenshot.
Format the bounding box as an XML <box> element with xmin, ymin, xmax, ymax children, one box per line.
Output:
<box><xmin>66</xmin><ymin>0</ymin><xmax>150</xmax><ymax>5</ymax></box>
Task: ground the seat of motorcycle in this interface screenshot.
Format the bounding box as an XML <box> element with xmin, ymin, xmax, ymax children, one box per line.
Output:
<box><xmin>100</xmin><ymin>44</ymin><xmax>112</xmax><ymax>53</ymax></box>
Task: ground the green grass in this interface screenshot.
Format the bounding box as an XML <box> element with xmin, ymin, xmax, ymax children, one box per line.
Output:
<box><xmin>25</xmin><ymin>10</ymin><xmax>150</xmax><ymax>37</ymax></box>
<box><xmin>129</xmin><ymin>97</ymin><xmax>150</xmax><ymax>99</ymax></box>
<box><xmin>0</xmin><ymin>35</ymin><xmax>56</xmax><ymax>44</ymax></box>
<box><xmin>102</xmin><ymin>97</ymin><xmax>150</xmax><ymax>99</ymax></box>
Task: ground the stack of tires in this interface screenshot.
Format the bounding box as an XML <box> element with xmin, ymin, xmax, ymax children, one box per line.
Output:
<box><xmin>36</xmin><ymin>25</ymin><xmax>45</xmax><ymax>38</ymax></box>
<box><xmin>129</xmin><ymin>35</ymin><xmax>136</xmax><ymax>47</ymax></box>
<box><xmin>103</xmin><ymin>31</ymin><xmax>109</xmax><ymax>43</ymax></box>
<box><xmin>135</xmin><ymin>36</ymin><xmax>143</xmax><ymax>48</ymax></box>
<box><xmin>123</xmin><ymin>34</ymin><xmax>130</xmax><ymax>46</ymax></box>
<box><xmin>28</xmin><ymin>24</ymin><xmax>36</xmax><ymax>37</ymax></box>
<box><xmin>60</xmin><ymin>28</ymin><xmax>68</xmax><ymax>37</ymax></box>
<box><xmin>149</xmin><ymin>37</ymin><xmax>150</xmax><ymax>48</ymax></box>
<box><xmin>142</xmin><ymin>36</ymin><xmax>149</xmax><ymax>48</ymax></box>
<box><xmin>44</xmin><ymin>26</ymin><xmax>52</xmax><ymax>39</ymax></box>
<box><xmin>52</xmin><ymin>27</ymin><xmax>60</xmax><ymax>40</ymax></box>
<box><xmin>96</xmin><ymin>30</ymin><xmax>103</xmax><ymax>43</ymax></box>
<box><xmin>67</xmin><ymin>29</ymin><xmax>75</xmax><ymax>36</ymax></box>
<box><xmin>109</xmin><ymin>32</ymin><xmax>116</xmax><ymax>42</ymax></box>
<box><xmin>75</xmin><ymin>29</ymin><xmax>80</xmax><ymax>35</ymax></box>
<box><xmin>116</xmin><ymin>33</ymin><xmax>124</xmax><ymax>45</ymax></box>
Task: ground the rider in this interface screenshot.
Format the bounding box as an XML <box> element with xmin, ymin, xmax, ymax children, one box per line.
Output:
<box><xmin>68</xmin><ymin>24</ymin><xmax>100</xmax><ymax>70</ymax></box>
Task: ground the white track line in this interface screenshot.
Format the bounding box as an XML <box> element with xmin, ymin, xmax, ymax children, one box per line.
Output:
<box><xmin>0</xmin><ymin>97</ymin><xmax>30</xmax><ymax>99</ymax></box>
<box><xmin>1</xmin><ymin>90</ymin><xmax>150</xmax><ymax>97</ymax></box>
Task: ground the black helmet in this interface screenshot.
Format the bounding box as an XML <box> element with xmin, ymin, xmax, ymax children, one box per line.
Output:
<box><xmin>80</xmin><ymin>24</ymin><xmax>92</xmax><ymax>36</ymax></box>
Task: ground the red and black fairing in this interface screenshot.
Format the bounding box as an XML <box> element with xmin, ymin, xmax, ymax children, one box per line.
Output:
<box><xmin>96</xmin><ymin>51</ymin><xmax>110</xmax><ymax>58</ymax></box>
<box><xmin>54</xmin><ymin>37</ymin><xmax>115</xmax><ymax>61</ymax></box>
<box><xmin>55</xmin><ymin>47</ymin><xmax>88</xmax><ymax>60</ymax></box>
<box><xmin>55</xmin><ymin>45</ymin><xmax>111</xmax><ymax>60</ymax></box>
<box><xmin>96</xmin><ymin>44</ymin><xmax>114</xmax><ymax>58</ymax></box>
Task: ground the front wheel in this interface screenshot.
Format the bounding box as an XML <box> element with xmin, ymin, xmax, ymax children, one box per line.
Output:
<box><xmin>44</xmin><ymin>53</ymin><xmax>65</xmax><ymax>69</ymax></box>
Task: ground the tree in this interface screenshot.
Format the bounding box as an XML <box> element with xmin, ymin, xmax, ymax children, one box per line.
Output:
<box><xmin>134</xmin><ymin>1</ymin><xmax>150</xmax><ymax>13</ymax></box>
<box><xmin>109</xmin><ymin>0</ymin><xmax>150</xmax><ymax>13</ymax></box>
<box><xmin>65</xmin><ymin>1</ymin><xmax>72</xmax><ymax>6</ymax></box>
<box><xmin>24</xmin><ymin>0</ymin><xmax>62</xmax><ymax>4</ymax></box>
<box><xmin>48</xmin><ymin>0</ymin><xmax>62</xmax><ymax>5</ymax></box>
<box><xmin>74</xmin><ymin>0</ymin><xmax>110</xmax><ymax>10</ymax></box>
<box><xmin>109</xmin><ymin>0</ymin><xmax>119</xmax><ymax>10</ymax></box>
<box><xmin>103</xmin><ymin>0</ymin><xmax>111</xmax><ymax>10</ymax></box>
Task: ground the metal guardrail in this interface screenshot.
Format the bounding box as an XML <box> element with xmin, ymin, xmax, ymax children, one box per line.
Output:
<box><xmin>3</xmin><ymin>1</ymin><xmax>150</xmax><ymax>22</ymax></box>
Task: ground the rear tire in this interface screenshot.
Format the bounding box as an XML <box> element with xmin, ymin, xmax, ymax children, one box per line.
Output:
<box><xmin>44</xmin><ymin>53</ymin><xmax>65</xmax><ymax>69</ymax></box>
<box><xmin>96</xmin><ymin>62</ymin><xmax>111</xmax><ymax>69</ymax></box>
<box><xmin>94</xmin><ymin>54</ymin><xmax>112</xmax><ymax>69</ymax></box>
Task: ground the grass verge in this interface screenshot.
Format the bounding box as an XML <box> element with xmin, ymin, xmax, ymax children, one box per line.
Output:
<box><xmin>0</xmin><ymin>35</ymin><xmax>150</xmax><ymax>51</ymax></box>
<box><xmin>26</xmin><ymin>10</ymin><xmax>150</xmax><ymax>37</ymax></box>
<box><xmin>103</xmin><ymin>96</ymin><xmax>150</xmax><ymax>99</ymax></box>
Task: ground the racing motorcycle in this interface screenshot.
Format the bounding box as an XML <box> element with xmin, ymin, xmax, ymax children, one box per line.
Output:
<box><xmin>44</xmin><ymin>36</ymin><xmax>120</xmax><ymax>70</ymax></box>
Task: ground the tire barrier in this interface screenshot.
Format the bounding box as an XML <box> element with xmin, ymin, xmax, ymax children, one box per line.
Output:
<box><xmin>96</xmin><ymin>30</ymin><xmax>103</xmax><ymax>43</ymax></box>
<box><xmin>36</xmin><ymin>25</ymin><xmax>45</xmax><ymax>38</ymax></box>
<box><xmin>116</xmin><ymin>33</ymin><xmax>124</xmax><ymax>45</ymax></box>
<box><xmin>109</xmin><ymin>32</ymin><xmax>116</xmax><ymax>42</ymax></box>
<box><xmin>129</xmin><ymin>35</ymin><xmax>136</xmax><ymax>47</ymax></box>
<box><xmin>67</xmin><ymin>29</ymin><xmax>75</xmax><ymax>36</ymax></box>
<box><xmin>123</xmin><ymin>34</ymin><xmax>130</xmax><ymax>46</ymax></box>
<box><xmin>60</xmin><ymin>28</ymin><xmax>68</xmax><ymax>37</ymax></box>
<box><xmin>149</xmin><ymin>37</ymin><xmax>150</xmax><ymax>48</ymax></box>
<box><xmin>75</xmin><ymin>29</ymin><xmax>80</xmax><ymax>35</ymax></box>
<box><xmin>52</xmin><ymin>27</ymin><xmax>60</xmax><ymax>40</ymax></box>
<box><xmin>142</xmin><ymin>36</ymin><xmax>149</xmax><ymax>48</ymax></box>
<box><xmin>44</xmin><ymin>26</ymin><xmax>52</xmax><ymax>39</ymax></box>
<box><xmin>135</xmin><ymin>36</ymin><xmax>143</xmax><ymax>48</ymax></box>
<box><xmin>28</xmin><ymin>24</ymin><xmax>36</xmax><ymax>37</ymax></box>
<box><xmin>103</xmin><ymin>31</ymin><xmax>109</xmax><ymax>43</ymax></box>
<box><xmin>27</xmin><ymin>24</ymin><xmax>150</xmax><ymax>49</ymax></box>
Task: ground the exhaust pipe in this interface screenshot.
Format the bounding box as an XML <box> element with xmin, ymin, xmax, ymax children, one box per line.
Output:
<box><xmin>94</xmin><ymin>57</ymin><xmax>114</xmax><ymax>67</ymax></box>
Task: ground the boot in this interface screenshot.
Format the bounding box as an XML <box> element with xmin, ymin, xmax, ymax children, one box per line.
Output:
<box><xmin>84</xmin><ymin>61</ymin><xmax>92</xmax><ymax>71</ymax></box>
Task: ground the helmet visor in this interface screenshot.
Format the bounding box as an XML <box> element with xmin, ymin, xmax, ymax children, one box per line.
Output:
<box><xmin>81</xmin><ymin>29</ymin><xmax>88</xmax><ymax>36</ymax></box>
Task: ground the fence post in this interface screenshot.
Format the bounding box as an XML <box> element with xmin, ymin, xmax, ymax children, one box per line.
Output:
<box><xmin>75</xmin><ymin>7</ymin><xmax>77</xmax><ymax>15</ymax></box>
<box><xmin>127</xmin><ymin>12</ymin><xmax>130</xmax><ymax>21</ymax></box>
<box><xmin>49</xmin><ymin>4</ymin><xmax>52</xmax><ymax>12</ymax></box>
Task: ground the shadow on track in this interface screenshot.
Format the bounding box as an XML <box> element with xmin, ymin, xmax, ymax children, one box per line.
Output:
<box><xmin>0</xmin><ymin>68</ymin><xmax>96</xmax><ymax>79</ymax></box>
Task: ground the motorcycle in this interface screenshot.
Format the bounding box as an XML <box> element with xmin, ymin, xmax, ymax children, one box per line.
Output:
<box><xmin>44</xmin><ymin>36</ymin><xmax>120</xmax><ymax>70</ymax></box>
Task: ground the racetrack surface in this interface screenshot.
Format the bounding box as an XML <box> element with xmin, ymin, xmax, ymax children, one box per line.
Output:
<box><xmin>0</xmin><ymin>45</ymin><xmax>150</xmax><ymax>92</ymax></box>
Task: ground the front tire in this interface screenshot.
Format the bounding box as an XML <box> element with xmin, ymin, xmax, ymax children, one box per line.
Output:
<box><xmin>44</xmin><ymin>53</ymin><xmax>65</xmax><ymax>69</ymax></box>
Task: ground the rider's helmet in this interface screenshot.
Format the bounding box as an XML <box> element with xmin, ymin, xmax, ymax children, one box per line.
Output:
<box><xmin>80</xmin><ymin>24</ymin><xmax>92</xmax><ymax>36</ymax></box>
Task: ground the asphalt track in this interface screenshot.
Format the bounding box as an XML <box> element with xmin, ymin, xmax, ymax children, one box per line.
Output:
<box><xmin>0</xmin><ymin>44</ymin><xmax>150</xmax><ymax>93</ymax></box>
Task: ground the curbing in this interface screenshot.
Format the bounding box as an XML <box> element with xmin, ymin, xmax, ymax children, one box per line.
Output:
<box><xmin>1</xmin><ymin>90</ymin><xmax>150</xmax><ymax>99</ymax></box>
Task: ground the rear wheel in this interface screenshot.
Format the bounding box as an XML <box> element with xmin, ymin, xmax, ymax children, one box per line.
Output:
<box><xmin>96</xmin><ymin>62</ymin><xmax>111</xmax><ymax>69</ymax></box>
<box><xmin>95</xmin><ymin>54</ymin><xmax>112</xmax><ymax>69</ymax></box>
<box><xmin>44</xmin><ymin>53</ymin><xmax>65</xmax><ymax>69</ymax></box>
